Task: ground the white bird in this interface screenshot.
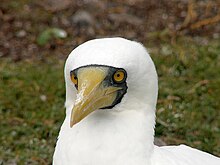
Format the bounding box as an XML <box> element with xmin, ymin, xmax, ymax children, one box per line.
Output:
<box><xmin>53</xmin><ymin>37</ymin><xmax>220</xmax><ymax>165</ymax></box>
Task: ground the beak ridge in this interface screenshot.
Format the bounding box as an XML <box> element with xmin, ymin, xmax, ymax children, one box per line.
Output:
<box><xmin>70</xmin><ymin>67</ymin><xmax>120</xmax><ymax>127</ymax></box>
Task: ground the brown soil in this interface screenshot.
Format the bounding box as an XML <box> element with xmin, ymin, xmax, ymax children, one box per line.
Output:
<box><xmin>0</xmin><ymin>0</ymin><xmax>219</xmax><ymax>61</ymax></box>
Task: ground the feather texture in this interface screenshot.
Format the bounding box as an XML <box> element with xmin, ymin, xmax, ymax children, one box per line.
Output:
<box><xmin>53</xmin><ymin>38</ymin><xmax>220</xmax><ymax>165</ymax></box>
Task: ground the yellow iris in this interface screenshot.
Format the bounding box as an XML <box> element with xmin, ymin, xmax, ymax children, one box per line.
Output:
<box><xmin>71</xmin><ymin>73</ymin><xmax>78</xmax><ymax>86</ymax></box>
<box><xmin>113</xmin><ymin>70</ymin><xmax>125</xmax><ymax>83</ymax></box>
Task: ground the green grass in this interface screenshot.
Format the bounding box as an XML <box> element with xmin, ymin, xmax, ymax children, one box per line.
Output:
<box><xmin>0</xmin><ymin>37</ymin><xmax>220</xmax><ymax>164</ymax></box>
<box><xmin>0</xmin><ymin>59</ymin><xmax>65</xmax><ymax>164</ymax></box>
<box><xmin>152</xmin><ymin>37</ymin><xmax>220</xmax><ymax>156</ymax></box>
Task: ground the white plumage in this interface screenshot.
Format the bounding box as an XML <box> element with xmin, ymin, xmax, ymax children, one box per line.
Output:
<box><xmin>53</xmin><ymin>37</ymin><xmax>220</xmax><ymax>165</ymax></box>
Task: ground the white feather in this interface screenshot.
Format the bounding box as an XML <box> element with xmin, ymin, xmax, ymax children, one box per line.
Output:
<box><xmin>53</xmin><ymin>37</ymin><xmax>220</xmax><ymax>165</ymax></box>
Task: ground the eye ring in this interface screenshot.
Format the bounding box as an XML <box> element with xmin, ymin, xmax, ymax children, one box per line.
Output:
<box><xmin>113</xmin><ymin>69</ymin><xmax>126</xmax><ymax>83</ymax></box>
<box><xmin>70</xmin><ymin>71</ymin><xmax>78</xmax><ymax>87</ymax></box>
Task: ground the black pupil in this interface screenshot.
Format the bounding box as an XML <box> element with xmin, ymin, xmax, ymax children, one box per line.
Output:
<box><xmin>117</xmin><ymin>74</ymin><xmax>120</xmax><ymax>77</ymax></box>
<box><xmin>74</xmin><ymin>76</ymin><xmax>77</xmax><ymax>80</ymax></box>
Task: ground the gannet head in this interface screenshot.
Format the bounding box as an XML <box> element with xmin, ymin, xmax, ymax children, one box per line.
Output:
<box><xmin>64</xmin><ymin>37</ymin><xmax>158</xmax><ymax>127</ymax></box>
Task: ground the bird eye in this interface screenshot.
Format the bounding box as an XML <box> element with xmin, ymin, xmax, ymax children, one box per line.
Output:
<box><xmin>113</xmin><ymin>70</ymin><xmax>126</xmax><ymax>83</ymax></box>
<box><xmin>70</xmin><ymin>72</ymin><xmax>78</xmax><ymax>87</ymax></box>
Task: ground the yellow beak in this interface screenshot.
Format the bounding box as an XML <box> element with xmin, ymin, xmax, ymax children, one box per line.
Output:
<box><xmin>70</xmin><ymin>67</ymin><xmax>121</xmax><ymax>127</ymax></box>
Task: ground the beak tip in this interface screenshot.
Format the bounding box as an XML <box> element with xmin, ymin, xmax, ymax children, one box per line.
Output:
<box><xmin>70</xmin><ymin>122</ymin><xmax>76</xmax><ymax>128</ymax></box>
<box><xmin>70</xmin><ymin>121</ymin><xmax>74</xmax><ymax>128</ymax></box>
<box><xmin>70</xmin><ymin>119</ymin><xmax>79</xmax><ymax>128</ymax></box>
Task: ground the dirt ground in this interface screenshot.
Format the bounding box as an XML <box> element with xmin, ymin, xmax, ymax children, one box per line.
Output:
<box><xmin>0</xmin><ymin>0</ymin><xmax>219</xmax><ymax>61</ymax></box>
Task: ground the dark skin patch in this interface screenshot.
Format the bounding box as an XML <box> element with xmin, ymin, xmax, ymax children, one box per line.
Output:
<box><xmin>70</xmin><ymin>64</ymin><xmax>128</xmax><ymax>109</ymax></box>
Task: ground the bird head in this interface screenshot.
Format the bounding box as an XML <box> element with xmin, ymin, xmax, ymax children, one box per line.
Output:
<box><xmin>64</xmin><ymin>38</ymin><xmax>158</xmax><ymax>127</ymax></box>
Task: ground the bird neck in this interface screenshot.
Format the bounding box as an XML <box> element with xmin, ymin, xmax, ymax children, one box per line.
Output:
<box><xmin>62</xmin><ymin>103</ymin><xmax>155</xmax><ymax>165</ymax></box>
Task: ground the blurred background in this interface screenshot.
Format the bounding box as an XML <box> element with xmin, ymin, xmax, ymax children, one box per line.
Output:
<box><xmin>0</xmin><ymin>0</ymin><xmax>219</xmax><ymax>164</ymax></box>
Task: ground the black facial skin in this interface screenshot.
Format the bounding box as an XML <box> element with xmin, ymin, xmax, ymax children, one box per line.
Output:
<box><xmin>70</xmin><ymin>65</ymin><xmax>128</xmax><ymax>109</ymax></box>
